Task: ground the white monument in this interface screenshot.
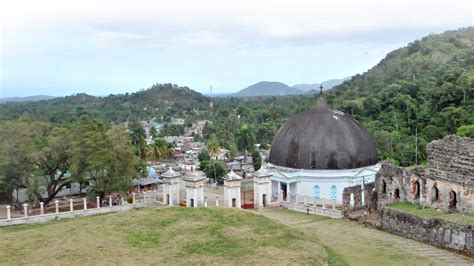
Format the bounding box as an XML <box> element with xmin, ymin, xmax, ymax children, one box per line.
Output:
<box><xmin>161</xmin><ymin>167</ymin><xmax>183</xmax><ymax>206</ymax></box>
<box><xmin>253</xmin><ymin>166</ymin><xmax>272</xmax><ymax>209</ymax></box>
<box><xmin>223</xmin><ymin>170</ymin><xmax>243</xmax><ymax>208</ymax></box>
<box><xmin>183</xmin><ymin>172</ymin><xmax>206</xmax><ymax>208</ymax></box>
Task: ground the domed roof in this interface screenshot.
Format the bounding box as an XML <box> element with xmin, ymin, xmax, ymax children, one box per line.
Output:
<box><xmin>269</xmin><ymin>96</ymin><xmax>377</xmax><ymax>170</ymax></box>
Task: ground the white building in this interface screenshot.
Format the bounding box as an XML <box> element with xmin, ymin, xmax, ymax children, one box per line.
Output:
<box><xmin>265</xmin><ymin>92</ymin><xmax>380</xmax><ymax>204</ymax></box>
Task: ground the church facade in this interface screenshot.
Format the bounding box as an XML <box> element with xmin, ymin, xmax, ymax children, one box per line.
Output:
<box><xmin>264</xmin><ymin>90</ymin><xmax>380</xmax><ymax>204</ymax></box>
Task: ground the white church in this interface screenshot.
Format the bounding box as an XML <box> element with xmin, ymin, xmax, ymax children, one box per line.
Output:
<box><xmin>258</xmin><ymin>90</ymin><xmax>380</xmax><ymax>204</ymax></box>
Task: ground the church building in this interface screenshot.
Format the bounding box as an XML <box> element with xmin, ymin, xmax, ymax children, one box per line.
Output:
<box><xmin>264</xmin><ymin>88</ymin><xmax>380</xmax><ymax>203</ymax></box>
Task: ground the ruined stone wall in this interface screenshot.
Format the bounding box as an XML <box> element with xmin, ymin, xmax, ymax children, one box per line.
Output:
<box><xmin>376</xmin><ymin>164</ymin><xmax>474</xmax><ymax>214</ymax></box>
<box><xmin>342</xmin><ymin>182</ymin><xmax>376</xmax><ymax>215</ymax></box>
<box><xmin>378</xmin><ymin>207</ymin><xmax>474</xmax><ymax>255</ymax></box>
<box><xmin>427</xmin><ymin>135</ymin><xmax>474</xmax><ymax>175</ymax></box>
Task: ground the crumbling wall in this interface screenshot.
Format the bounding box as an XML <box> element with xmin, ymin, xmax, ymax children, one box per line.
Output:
<box><xmin>427</xmin><ymin>135</ymin><xmax>474</xmax><ymax>175</ymax></box>
<box><xmin>375</xmin><ymin>164</ymin><xmax>473</xmax><ymax>214</ymax></box>
<box><xmin>378</xmin><ymin>207</ymin><xmax>474</xmax><ymax>255</ymax></box>
<box><xmin>342</xmin><ymin>182</ymin><xmax>376</xmax><ymax>215</ymax></box>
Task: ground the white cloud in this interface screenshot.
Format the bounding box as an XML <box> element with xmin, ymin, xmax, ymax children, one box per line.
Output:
<box><xmin>1</xmin><ymin>0</ymin><xmax>472</xmax><ymax>50</ymax></box>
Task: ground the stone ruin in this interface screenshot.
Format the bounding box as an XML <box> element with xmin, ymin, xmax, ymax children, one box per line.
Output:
<box><xmin>427</xmin><ymin>134</ymin><xmax>474</xmax><ymax>175</ymax></box>
<box><xmin>375</xmin><ymin>135</ymin><xmax>473</xmax><ymax>214</ymax></box>
<box><xmin>342</xmin><ymin>135</ymin><xmax>474</xmax><ymax>255</ymax></box>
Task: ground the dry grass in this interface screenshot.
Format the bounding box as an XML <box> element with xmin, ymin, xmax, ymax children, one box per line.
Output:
<box><xmin>0</xmin><ymin>207</ymin><xmax>327</xmax><ymax>265</ymax></box>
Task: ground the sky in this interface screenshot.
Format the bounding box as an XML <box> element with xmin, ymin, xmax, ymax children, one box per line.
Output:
<box><xmin>0</xmin><ymin>0</ymin><xmax>473</xmax><ymax>97</ymax></box>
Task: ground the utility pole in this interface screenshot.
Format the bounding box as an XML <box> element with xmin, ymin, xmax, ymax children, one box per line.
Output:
<box><xmin>415</xmin><ymin>126</ymin><xmax>418</xmax><ymax>166</ymax></box>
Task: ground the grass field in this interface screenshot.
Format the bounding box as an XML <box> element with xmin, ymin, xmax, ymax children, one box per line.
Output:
<box><xmin>388</xmin><ymin>202</ymin><xmax>474</xmax><ymax>224</ymax></box>
<box><xmin>0</xmin><ymin>207</ymin><xmax>327</xmax><ymax>265</ymax></box>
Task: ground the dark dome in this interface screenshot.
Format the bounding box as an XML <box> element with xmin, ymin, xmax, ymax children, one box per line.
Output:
<box><xmin>269</xmin><ymin>98</ymin><xmax>378</xmax><ymax>170</ymax></box>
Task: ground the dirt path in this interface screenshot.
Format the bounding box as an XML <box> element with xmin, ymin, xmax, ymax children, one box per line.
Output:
<box><xmin>258</xmin><ymin>208</ymin><xmax>473</xmax><ymax>265</ymax></box>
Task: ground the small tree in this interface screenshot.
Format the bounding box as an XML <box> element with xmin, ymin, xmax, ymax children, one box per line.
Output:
<box><xmin>204</xmin><ymin>160</ymin><xmax>227</xmax><ymax>184</ymax></box>
<box><xmin>235</xmin><ymin>123</ymin><xmax>256</xmax><ymax>161</ymax></box>
<box><xmin>251</xmin><ymin>149</ymin><xmax>262</xmax><ymax>171</ymax></box>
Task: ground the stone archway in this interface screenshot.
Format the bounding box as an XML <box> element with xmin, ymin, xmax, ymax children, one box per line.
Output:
<box><xmin>413</xmin><ymin>181</ymin><xmax>420</xmax><ymax>199</ymax></box>
<box><xmin>394</xmin><ymin>188</ymin><xmax>400</xmax><ymax>200</ymax></box>
<box><xmin>431</xmin><ymin>185</ymin><xmax>439</xmax><ymax>203</ymax></box>
<box><xmin>449</xmin><ymin>190</ymin><xmax>457</xmax><ymax>210</ymax></box>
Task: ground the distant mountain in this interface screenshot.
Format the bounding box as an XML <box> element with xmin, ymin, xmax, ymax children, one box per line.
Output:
<box><xmin>293</xmin><ymin>78</ymin><xmax>350</xmax><ymax>93</ymax></box>
<box><xmin>0</xmin><ymin>95</ymin><xmax>56</xmax><ymax>104</ymax></box>
<box><xmin>233</xmin><ymin>81</ymin><xmax>303</xmax><ymax>97</ymax></box>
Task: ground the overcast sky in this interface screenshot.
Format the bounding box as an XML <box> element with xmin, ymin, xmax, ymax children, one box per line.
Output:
<box><xmin>0</xmin><ymin>0</ymin><xmax>473</xmax><ymax>97</ymax></box>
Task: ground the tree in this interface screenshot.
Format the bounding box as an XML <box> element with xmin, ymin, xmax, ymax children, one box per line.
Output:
<box><xmin>207</xmin><ymin>138</ymin><xmax>221</xmax><ymax>161</ymax></box>
<box><xmin>147</xmin><ymin>138</ymin><xmax>174</xmax><ymax>163</ymax></box>
<box><xmin>457</xmin><ymin>124</ymin><xmax>474</xmax><ymax>138</ymax></box>
<box><xmin>235</xmin><ymin>123</ymin><xmax>256</xmax><ymax>161</ymax></box>
<box><xmin>203</xmin><ymin>160</ymin><xmax>227</xmax><ymax>184</ymax></box>
<box><xmin>70</xmin><ymin>117</ymin><xmax>140</xmax><ymax>198</ymax></box>
<box><xmin>128</xmin><ymin>120</ymin><xmax>147</xmax><ymax>160</ymax></box>
<box><xmin>197</xmin><ymin>149</ymin><xmax>211</xmax><ymax>171</ymax></box>
<box><xmin>251</xmin><ymin>149</ymin><xmax>262</xmax><ymax>171</ymax></box>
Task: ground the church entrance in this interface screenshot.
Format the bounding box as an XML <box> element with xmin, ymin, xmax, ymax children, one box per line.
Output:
<box><xmin>281</xmin><ymin>183</ymin><xmax>287</xmax><ymax>201</ymax></box>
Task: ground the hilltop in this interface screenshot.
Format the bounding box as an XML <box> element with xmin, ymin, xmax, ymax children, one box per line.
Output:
<box><xmin>0</xmin><ymin>84</ymin><xmax>209</xmax><ymax>123</ymax></box>
<box><xmin>0</xmin><ymin>95</ymin><xmax>57</xmax><ymax>104</ymax></box>
<box><xmin>294</xmin><ymin>77</ymin><xmax>350</xmax><ymax>93</ymax></box>
<box><xmin>232</xmin><ymin>81</ymin><xmax>303</xmax><ymax>97</ymax></box>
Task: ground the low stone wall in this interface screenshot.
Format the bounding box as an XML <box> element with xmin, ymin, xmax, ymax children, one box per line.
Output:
<box><xmin>378</xmin><ymin>207</ymin><xmax>474</xmax><ymax>256</ymax></box>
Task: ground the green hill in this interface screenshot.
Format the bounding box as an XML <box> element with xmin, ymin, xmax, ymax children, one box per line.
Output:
<box><xmin>0</xmin><ymin>84</ymin><xmax>210</xmax><ymax>123</ymax></box>
<box><xmin>323</xmin><ymin>27</ymin><xmax>474</xmax><ymax>165</ymax></box>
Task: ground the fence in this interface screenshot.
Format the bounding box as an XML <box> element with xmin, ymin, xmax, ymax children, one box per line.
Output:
<box><xmin>0</xmin><ymin>193</ymin><xmax>162</xmax><ymax>227</ymax></box>
<box><xmin>282</xmin><ymin>193</ymin><xmax>343</xmax><ymax>218</ymax></box>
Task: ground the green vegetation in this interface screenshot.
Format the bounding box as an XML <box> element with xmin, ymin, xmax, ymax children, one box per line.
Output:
<box><xmin>0</xmin><ymin>117</ymin><xmax>141</xmax><ymax>203</ymax></box>
<box><xmin>388</xmin><ymin>202</ymin><xmax>474</xmax><ymax>225</ymax></box>
<box><xmin>457</xmin><ymin>124</ymin><xmax>474</xmax><ymax>138</ymax></box>
<box><xmin>0</xmin><ymin>208</ymin><xmax>327</xmax><ymax>265</ymax></box>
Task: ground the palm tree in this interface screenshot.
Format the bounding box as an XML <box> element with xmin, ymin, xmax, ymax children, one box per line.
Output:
<box><xmin>207</xmin><ymin>138</ymin><xmax>221</xmax><ymax>182</ymax></box>
<box><xmin>235</xmin><ymin>123</ymin><xmax>256</xmax><ymax>161</ymax></box>
<box><xmin>207</xmin><ymin>138</ymin><xmax>221</xmax><ymax>161</ymax></box>
<box><xmin>147</xmin><ymin>138</ymin><xmax>173</xmax><ymax>163</ymax></box>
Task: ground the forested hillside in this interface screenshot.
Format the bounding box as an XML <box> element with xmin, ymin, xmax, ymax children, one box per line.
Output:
<box><xmin>324</xmin><ymin>27</ymin><xmax>474</xmax><ymax>165</ymax></box>
<box><xmin>0</xmin><ymin>84</ymin><xmax>209</xmax><ymax>123</ymax></box>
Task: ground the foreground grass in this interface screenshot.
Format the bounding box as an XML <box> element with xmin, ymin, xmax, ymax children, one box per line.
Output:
<box><xmin>388</xmin><ymin>202</ymin><xmax>474</xmax><ymax>225</ymax></box>
<box><xmin>0</xmin><ymin>207</ymin><xmax>327</xmax><ymax>265</ymax></box>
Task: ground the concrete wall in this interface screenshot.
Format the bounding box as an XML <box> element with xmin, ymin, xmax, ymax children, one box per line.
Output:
<box><xmin>378</xmin><ymin>207</ymin><xmax>474</xmax><ymax>255</ymax></box>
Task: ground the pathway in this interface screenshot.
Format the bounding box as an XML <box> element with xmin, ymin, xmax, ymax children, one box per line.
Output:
<box><xmin>258</xmin><ymin>208</ymin><xmax>473</xmax><ymax>265</ymax></box>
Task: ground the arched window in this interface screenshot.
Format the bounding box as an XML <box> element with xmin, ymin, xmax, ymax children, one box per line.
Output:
<box><xmin>449</xmin><ymin>190</ymin><xmax>457</xmax><ymax>209</ymax></box>
<box><xmin>330</xmin><ymin>185</ymin><xmax>337</xmax><ymax>200</ymax></box>
<box><xmin>382</xmin><ymin>179</ymin><xmax>387</xmax><ymax>194</ymax></box>
<box><xmin>314</xmin><ymin>185</ymin><xmax>320</xmax><ymax>199</ymax></box>
<box><xmin>394</xmin><ymin>188</ymin><xmax>400</xmax><ymax>199</ymax></box>
<box><xmin>414</xmin><ymin>181</ymin><xmax>420</xmax><ymax>199</ymax></box>
<box><xmin>432</xmin><ymin>185</ymin><xmax>439</xmax><ymax>202</ymax></box>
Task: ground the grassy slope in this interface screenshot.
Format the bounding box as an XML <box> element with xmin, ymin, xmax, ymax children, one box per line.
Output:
<box><xmin>0</xmin><ymin>207</ymin><xmax>327</xmax><ymax>265</ymax></box>
<box><xmin>388</xmin><ymin>202</ymin><xmax>474</xmax><ymax>225</ymax></box>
